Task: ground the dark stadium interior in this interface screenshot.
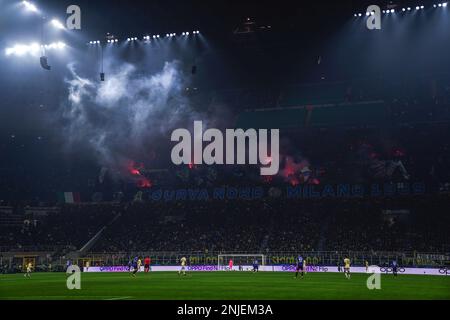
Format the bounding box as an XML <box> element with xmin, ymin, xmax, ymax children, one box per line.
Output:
<box><xmin>1</xmin><ymin>0</ymin><xmax>450</xmax><ymax>276</ymax></box>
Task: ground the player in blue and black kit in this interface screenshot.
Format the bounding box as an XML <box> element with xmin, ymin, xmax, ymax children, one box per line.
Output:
<box><xmin>295</xmin><ymin>255</ymin><xmax>306</xmax><ymax>279</ymax></box>
<box><xmin>130</xmin><ymin>256</ymin><xmax>139</xmax><ymax>276</ymax></box>
<box><xmin>252</xmin><ymin>259</ymin><xmax>259</xmax><ymax>272</ymax></box>
<box><xmin>392</xmin><ymin>260</ymin><xmax>398</xmax><ymax>277</ymax></box>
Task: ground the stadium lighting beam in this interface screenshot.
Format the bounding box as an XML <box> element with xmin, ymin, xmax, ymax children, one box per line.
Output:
<box><xmin>51</xmin><ymin>19</ymin><xmax>65</xmax><ymax>30</ymax></box>
<box><xmin>22</xmin><ymin>1</ymin><xmax>38</xmax><ymax>13</ymax></box>
<box><xmin>5</xmin><ymin>41</ymin><xmax>66</xmax><ymax>57</ymax></box>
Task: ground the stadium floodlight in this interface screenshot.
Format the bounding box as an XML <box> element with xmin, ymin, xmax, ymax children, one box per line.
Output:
<box><xmin>407</xmin><ymin>7</ymin><xmax>411</xmax><ymax>10</ymax></box>
<box><xmin>391</xmin><ymin>9</ymin><xmax>395</xmax><ymax>13</ymax></box>
<box><xmin>51</xmin><ymin>19</ymin><xmax>65</xmax><ymax>30</ymax></box>
<box><xmin>421</xmin><ymin>5</ymin><xmax>425</xmax><ymax>9</ymax></box>
<box><xmin>22</xmin><ymin>1</ymin><xmax>38</xmax><ymax>13</ymax></box>
<box><xmin>5</xmin><ymin>41</ymin><xmax>64</xmax><ymax>57</ymax></box>
<box><xmin>443</xmin><ymin>2</ymin><xmax>448</xmax><ymax>7</ymax></box>
<box><xmin>56</xmin><ymin>41</ymin><xmax>66</xmax><ymax>49</ymax></box>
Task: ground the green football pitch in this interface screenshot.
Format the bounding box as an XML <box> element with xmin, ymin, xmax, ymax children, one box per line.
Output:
<box><xmin>0</xmin><ymin>272</ymin><xmax>449</xmax><ymax>300</ymax></box>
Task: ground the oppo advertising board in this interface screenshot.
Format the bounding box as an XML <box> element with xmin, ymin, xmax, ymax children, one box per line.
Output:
<box><xmin>83</xmin><ymin>265</ymin><xmax>449</xmax><ymax>276</ymax></box>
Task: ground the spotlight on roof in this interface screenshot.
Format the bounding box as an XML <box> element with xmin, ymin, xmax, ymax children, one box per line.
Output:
<box><xmin>22</xmin><ymin>1</ymin><xmax>38</xmax><ymax>13</ymax></box>
<box><xmin>51</xmin><ymin>19</ymin><xmax>65</xmax><ymax>30</ymax></box>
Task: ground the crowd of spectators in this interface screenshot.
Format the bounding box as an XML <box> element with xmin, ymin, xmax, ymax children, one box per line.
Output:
<box><xmin>1</xmin><ymin>196</ymin><xmax>449</xmax><ymax>255</ymax></box>
<box><xmin>0</xmin><ymin>204</ymin><xmax>117</xmax><ymax>252</ymax></box>
<box><xmin>89</xmin><ymin>196</ymin><xmax>450</xmax><ymax>254</ymax></box>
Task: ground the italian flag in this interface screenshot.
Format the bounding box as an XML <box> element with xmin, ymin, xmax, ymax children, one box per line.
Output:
<box><xmin>58</xmin><ymin>192</ymin><xmax>81</xmax><ymax>204</ymax></box>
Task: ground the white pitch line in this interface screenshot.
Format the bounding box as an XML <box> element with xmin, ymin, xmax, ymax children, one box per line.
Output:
<box><xmin>104</xmin><ymin>296</ymin><xmax>133</xmax><ymax>300</ymax></box>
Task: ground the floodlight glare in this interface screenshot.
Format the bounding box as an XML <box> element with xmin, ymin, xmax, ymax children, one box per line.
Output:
<box><xmin>22</xmin><ymin>1</ymin><xmax>38</xmax><ymax>12</ymax></box>
<box><xmin>443</xmin><ymin>3</ymin><xmax>448</xmax><ymax>7</ymax></box>
<box><xmin>51</xmin><ymin>19</ymin><xmax>65</xmax><ymax>30</ymax></box>
<box><xmin>5</xmin><ymin>41</ymin><xmax>65</xmax><ymax>57</ymax></box>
